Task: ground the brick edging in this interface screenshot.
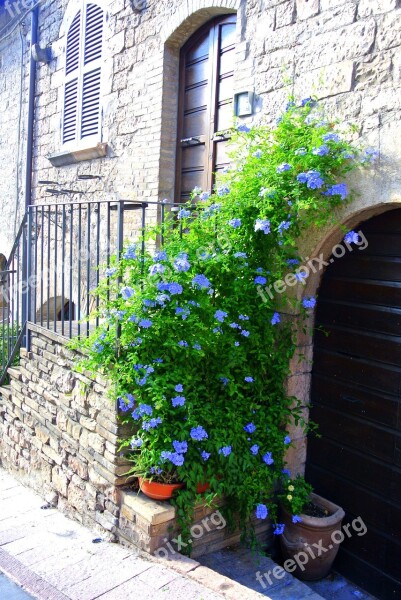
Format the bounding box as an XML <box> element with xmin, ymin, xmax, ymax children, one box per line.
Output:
<box><xmin>0</xmin><ymin>547</ymin><xmax>71</xmax><ymax>600</ymax></box>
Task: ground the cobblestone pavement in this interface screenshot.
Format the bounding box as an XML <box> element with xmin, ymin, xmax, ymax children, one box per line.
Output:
<box><xmin>0</xmin><ymin>468</ymin><xmax>273</xmax><ymax>600</ymax></box>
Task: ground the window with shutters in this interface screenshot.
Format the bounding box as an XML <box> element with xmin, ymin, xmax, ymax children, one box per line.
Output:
<box><xmin>63</xmin><ymin>2</ymin><xmax>104</xmax><ymax>148</ymax></box>
<box><xmin>175</xmin><ymin>15</ymin><xmax>236</xmax><ymax>202</ymax></box>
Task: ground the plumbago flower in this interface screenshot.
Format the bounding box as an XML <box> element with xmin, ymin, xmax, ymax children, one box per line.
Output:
<box><xmin>75</xmin><ymin>95</ymin><xmax>370</xmax><ymax>549</ymax></box>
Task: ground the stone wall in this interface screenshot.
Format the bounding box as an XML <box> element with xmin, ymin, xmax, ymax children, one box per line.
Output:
<box><xmin>0</xmin><ymin>323</ymin><xmax>131</xmax><ymax>538</ymax></box>
<box><xmin>0</xmin><ymin>323</ymin><xmax>271</xmax><ymax>555</ymax></box>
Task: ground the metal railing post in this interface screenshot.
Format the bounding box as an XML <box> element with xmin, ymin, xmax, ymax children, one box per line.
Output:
<box><xmin>25</xmin><ymin>206</ymin><xmax>33</xmax><ymax>350</ymax></box>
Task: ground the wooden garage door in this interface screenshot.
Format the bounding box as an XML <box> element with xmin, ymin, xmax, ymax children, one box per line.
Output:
<box><xmin>175</xmin><ymin>15</ymin><xmax>236</xmax><ymax>202</ymax></box>
<box><xmin>306</xmin><ymin>209</ymin><xmax>401</xmax><ymax>599</ymax></box>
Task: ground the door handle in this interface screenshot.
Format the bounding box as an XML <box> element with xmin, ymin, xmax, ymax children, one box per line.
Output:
<box><xmin>180</xmin><ymin>136</ymin><xmax>204</xmax><ymax>146</ymax></box>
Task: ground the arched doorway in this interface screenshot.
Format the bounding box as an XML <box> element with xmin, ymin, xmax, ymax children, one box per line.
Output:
<box><xmin>175</xmin><ymin>14</ymin><xmax>236</xmax><ymax>202</ymax></box>
<box><xmin>306</xmin><ymin>208</ymin><xmax>401</xmax><ymax>599</ymax></box>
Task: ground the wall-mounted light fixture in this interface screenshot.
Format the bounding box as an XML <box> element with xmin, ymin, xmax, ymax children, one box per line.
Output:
<box><xmin>234</xmin><ymin>91</ymin><xmax>255</xmax><ymax>117</ymax></box>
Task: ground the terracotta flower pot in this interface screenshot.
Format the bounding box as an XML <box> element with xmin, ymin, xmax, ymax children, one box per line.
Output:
<box><xmin>280</xmin><ymin>492</ymin><xmax>345</xmax><ymax>581</ymax></box>
<box><xmin>139</xmin><ymin>477</ymin><xmax>184</xmax><ymax>501</ymax></box>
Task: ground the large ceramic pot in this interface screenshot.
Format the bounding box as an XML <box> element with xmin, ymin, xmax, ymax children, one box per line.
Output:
<box><xmin>139</xmin><ymin>477</ymin><xmax>184</xmax><ymax>501</ymax></box>
<box><xmin>280</xmin><ymin>492</ymin><xmax>345</xmax><ymax>581</ymax></box>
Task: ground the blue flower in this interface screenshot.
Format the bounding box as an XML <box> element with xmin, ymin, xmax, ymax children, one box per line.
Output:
<box><xmin>114</xmin><ymin>310</ymin><xmax>126</xmax><ymax>321</ymax></box>
<box><xmin>263</xmin><ymin>452</ymin><xmax>274</xmax><ymax>465</ymax></box>
<box><xmin>175</xmin><ymin>384</ymin><xmax>184</xmax><ymax>393</ymax></box>
<box><xmin>286</xmin><ymin>259</ymin><xmax>300</xmax><ymax>266</ymax></box>
<box><xmin>215</xmin><ymin>310</ymin><xmax>227</xmax><ymax>322</ymax></box>
<box><xmin>235</xmin><ymin>341</ymin><xmax>240</xmax><ymax>347</ymax></box>
<box><xmin>254</xmin><ymin>219</ymin><xmax>271</xmax><ymax>234</ymax></box>
<box><xmin>286</xmin><ymin>101</ymin><xmax>296</xmax><ymax>111</ymax></box>
<box><xmin>244</xmin><ymin>376</ymin><xmax>254</xmax><ymax>383</ymax></box>
<box><xmin>213</xmin><ymin>327</ymin><xmax>223</xmax><ymax>334</ymax></box>
<box><xmin>130</xmin><ymin>438</ymin><xmax>143</xmax><ymax>448</ymax></box>
<box><xmin>132</xmin><ymin>404</ymin><xmax>153</xmax><ymax>420</ymax></box>
<box><xmin>229</xmin><ymin>218</ymin><xmax>242</xmax><ymax>228</ymax></box>
<box><xmin>302</xmin><ymin>296</ymin><xmax>316</xmax><ymax>309</ymax></box>
<box><xmin>297</xmin><ymin>170</ymin><xmax>324</xmax><ymax>189</ymax></box>
<box><xmin>292</xmin><ymin>515</ymin><xmax>302</xmax><ymax>524</ymax></box>
<box><xmin>237</xmin><ymin>123</ymin><xmax>251</xmax><ymax>133</ymax></box>
<box><xmin>175</xmin><ymin>307</ymin><xmax>190</xmax><ymax>320</ymax></box>
<box><xmin>312</xmin><ymin>144</ymin><xmax>329</xmax><ymax>156</ymax></box>
<box><xmin>295</xmin><ymin>272</ymin><xmax>307</xmax><ymax>281</ymax></box>
<box><xmin>273</xmin><ymin>523</ymin><xmax>285</xmax><ymax>535</ymax></box>
<box><xmin>230</xmin><ymin>322</ymin><xmax>240</xmax><ymax>329</ymax></box>
<box><xmin>174</xmin><ymin>254</ymin><xmax>191</xmax><ymax>272</ymax></box>
<box><xmin>169</xmin><ymin>452</ymin><xmax>185</xmax><ymax>466</ymax></box>
<box><xmin>150</xmin><ymin>467</ymin><xmax>163</xmax><ymax>475</ymax></box>
<box><xmin>172</xmin><ymin>395</ymin><xmax>186</xmax><ymax>408</ymax></box>
<box><xmin>192</xmin><ymin>274</ymin><xmax>211</xmax><ymax>289</ymax></box>
<box><xmin>123</xmin><ymin>244</ymin><xmax>137</xmax><ymax>259</ymax></box>
<box><xmin>193</xmin><ymin>343</ymin><xmax>202</xmax><ymax>350</ymax></box>
<box><xmin>217</xmin><ymin>185</ymin><xmax>230</xmax><ymax>196</ymax></box>
<box><xmin>142</xmin><ymin>417</ymin><xmax>162</xmax><ymax>431</ymax></box>
<box><xmin>105</xmin><ymin>267</ymin><xmax>117</xmax><ymax>277</ymax></box>
<box><xmin>362</xmin><ymin>147</ymin><xmax>379</xmax><ymax>163</ymax></box>
<box><xmin>153</xmin><ymin>358</ymin><xmax>163</xmax><ymax>364</ymax></box>
<box><xmin>190</xmin><ymin>426</ymin><xmax>208</xmax><ymax>441</ymax></box>
<box><xmin>255</xmin><ymin>504</ymin><xmax>268</xmax><ymax>520</ymax></box>
<box><xmin>250</xmin><ymin>444</ymin><xmax>259</xmax><ymax>455</ymax></box>
<box><xmin>178</xmin><ymin>340</ymin><xmax>188</xmax><ymax>347</ymax></box>
<box><xmin>301</xmin><ymin>97</ymin><xmax>316</xmax><ymax>107</ymax></box>
<box><xmin>253</xmin><ymin>149</ymin><xmax>263</xmax><ymax>158</ymax></box>
<box><xmin>220</xmin><ymin>377</ymin><xmax>229</xmax><ymax>386</ymax></box>
<box><xmin>118</xmin><ymin>393</ymin><xmax>135</xmax><ymax>412</ymax></box>
<box><xmin>173</xmin><ymin>440</ymin><xmax>188</xmax><ymax>454</ymax></box>
<box><xmin>343</xmin><ymin>151</ymin><xmax>355</xmax><ymax>159</ymax></box>
<box><xmin>277</xmin><ymin>163</ymin><xmax>292</xmax><ymax>173</ymax></box>
<box><xmin>201</xmin><ymin>451</ymin><xmax>211</xmax><ymax>461</ymax></box>
<box><xmin>325</xmin><ymin>183</ymin><xmax>348</xmax><ymax>200</ymax></box>
<box><xmin>149</xmin><ymin>263</ymin><xmax>165</xmax><ymax>276</ymax></box>
<box><xmin>344</xmin><ymin>230</ymin><xmax>360</xmax><ymax>244</ymax></box>
<box><xmin>202</xmin><ymin>203</ymin><xmax>222</xmax><ymax>219</ymax></box>
<box><xmin>178</xmin><ymin>208</ymin><xmax>191</xmax><ymax>219</ymax></box>
<box><xmin>92</xmin><ymin>341</ymin><xmax>104</xmax><ymax>353</ymax></box>
<box><xmin>323</xmin><ymin>132</ymin><xmax>341</xmax><ymax>143</ymax></box>
<box><xmin>239</xmin><ymin>314</ymin><xmax>249</xmax><ymax>321</ymax></box>
<box><xmin>241</xmin><ymin>330</ymin><xmax>250</xmax><ymax>337</ymax></box>
<box><xmin>200</xmin><ymin>191</ymin><xmax>210</xmax><ymax>201</ymax></box>
<box><xmin>244</xmin><ymin>422</ymin><xmax>256</xmax><ymax>434</ymax></box>
<box><xmin>294</xmin><ymin>148</ymin><xmax>307</xmax><ymax>156</ymax></box>
<box><xmin>168</xmin><ymin>282</ymin><xmax>183</xmax><ymax>295</ymax></box>
<box><xmin>143</xmin><ymin>299</ymin><xmax>156</xmax><ymax>307</ymax></box>
<box><xmin>278</xmin><ymin>220</ymin><xmax>291</xmax><ymax>234</ymax></box>
<box><xmin>156</xmin><ymin>293</ymin><xmax>170</xmax><ymax>305</ymax></box>
<box><xmin>284</xmin><ymin>435</ymin><xmax>291</xmax><ymax>445</ymax></box>
<box><xmin>192</xmin><ymin>186</ymin><xmax>202</xmax><ymax>195</ymax></box>
<box><xmin>139</xmin><ymin>319</ymin><xmax>153</xmax><ymax>328</ymax></box>
<box><xmin>271</xmin><ymin>312</ymin><xmax>281</xmax><ymax>325</ymax></box>
<box><xmin>282</xmin><ymin>468</ymin><xmax>291</xmax><ymax>477</ymax></box>
<box><xmin>254</xmin><ymin>276</ymin><xmax>267</xmax><ymax>285</ymax></box>
<box><xmin>219</xmin><ymin>446</ymin><xmax>232</xmax><ymax>457</ymax></box>
<box><xmin>154</xmin><ymin>250</ymin><xmax>167</xmax><ymax>262</ymax></box>
<box><xmin>234</xmin><ymin>252</ymin><xmax>247</xmax><ymax>258</ymax></box>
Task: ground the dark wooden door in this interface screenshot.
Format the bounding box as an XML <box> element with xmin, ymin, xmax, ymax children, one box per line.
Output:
<box><xmin>176</xmin><ymin>15</ymin><xmax>236</xmax><ymax>202</ymax></box>
<box><xmin>307</xmin><ymin>209</ymin><xmax>401</xmax><ymax>599</ymax></box>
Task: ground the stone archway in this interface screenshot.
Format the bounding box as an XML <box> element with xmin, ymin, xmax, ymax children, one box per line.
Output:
<box><xmin>284</xmin><ymin>196</ymin><xmax>401</xmax><ymax>477</ymax></box>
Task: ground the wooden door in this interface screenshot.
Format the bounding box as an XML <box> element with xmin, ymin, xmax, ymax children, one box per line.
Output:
<box><xmin>176</xmin><ymin>15</ymin><xmax>236</xmax><ymax>202</ymax></box>
<box><xmin>307</xmin><ymin>209</ymin><xmax>401</xmax><ymax>599</ymax></box>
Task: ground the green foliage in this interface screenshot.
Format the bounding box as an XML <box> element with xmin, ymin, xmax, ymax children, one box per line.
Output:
<box><xmin>72</xmin><ymin>97</ymin><xmax>371</xmax><ymax>548</ymax></box>
<box><xmin>278</xmin><ymin>474</ymin><xmax>313</xmax><ymax>516</ymax></box>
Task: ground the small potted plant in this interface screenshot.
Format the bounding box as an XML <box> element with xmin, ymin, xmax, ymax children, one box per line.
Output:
<box><xmin>278</xmin><ymin>474</ymin><xmax>345</xmax><ymax>580</ymax></box>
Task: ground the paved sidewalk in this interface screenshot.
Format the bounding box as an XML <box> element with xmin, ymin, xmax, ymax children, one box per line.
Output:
<box><xmin>0</xmin><ymin>468</ymin><xmax>282</xmax><ymax>600</ymax></box>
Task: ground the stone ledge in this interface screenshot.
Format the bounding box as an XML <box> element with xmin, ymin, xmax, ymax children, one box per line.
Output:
<box><xmin>121</xmin><ymin>488</ymin><xmax>176</xmax><ymax>525</ymax></box>
<box><xmin>47</xmin><ymin>143</ymin><xmax>108</xmax><ymax>167</ymax></box>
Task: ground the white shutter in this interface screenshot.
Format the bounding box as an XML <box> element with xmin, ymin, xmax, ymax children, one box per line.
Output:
<box><xmin>62</xmin><ymin>3</ymin><xmax>104</xmax><ymax>148</ymax></box>
<box><xmin>81</xmin><ymin>68</ymin><xmax>101</xmax><ymax>138</ymax></box>
<box><xmin>84</xmin><ymin>4</ymin><xmax>103</xmax><ymax>64</ymax></box>
<box><xmin>63</xmin><ymin>78</ymin><xmax>79</xmax><ymax>143</ymax></box>
<box><xmin>65</xmin><ymin>12</ymin><xmax>81</xmax><ymax>75</ymax></box>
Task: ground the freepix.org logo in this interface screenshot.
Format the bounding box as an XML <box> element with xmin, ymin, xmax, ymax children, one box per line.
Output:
<box><xmin>3</xmin><ymin>0</ymin><xmax>36</xmax><ymax>19</ymax></box>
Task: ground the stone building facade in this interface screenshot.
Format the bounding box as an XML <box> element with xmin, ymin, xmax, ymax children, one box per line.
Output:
<box><xmin>0</xmin><ymin>0</ymin><xmax>401</xmax><ymax>594</ymax></box>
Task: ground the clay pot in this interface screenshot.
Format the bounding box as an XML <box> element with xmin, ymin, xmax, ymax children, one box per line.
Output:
<box><xmin>280</xmin><ymin>492</ymin><xmax>345</xmax><ymax>581</ymax></box>
<box><xmin>139</xmin><ymin>477</ymin><xmax>184</xmax><ymax>501</ymax></box>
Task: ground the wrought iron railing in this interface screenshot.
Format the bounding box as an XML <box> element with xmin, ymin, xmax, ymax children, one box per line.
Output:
<box><xmin>0</xmin><ymin>199</ymin><xmax>179</xmax><ymax>385</ymax></box>
<box><xmin>0</xmin><ymin>215</ymin><xmax>28</xmax><ymax>385</ymax></box>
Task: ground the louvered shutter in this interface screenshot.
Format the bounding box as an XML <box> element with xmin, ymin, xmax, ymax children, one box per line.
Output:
<box><xmin>81</xmin><ymin>4</ymin><xmax>103</xmax><ymax>139</ymax></box>
<box><xmin>62</xmin><ymin>3</ymin><xmax>103</xmax><ymax>147</ymax></box>
<box><xmin>63</xmin><ymin>11</ymin><xmax>81</xmax><ymax>144</ymax></box>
